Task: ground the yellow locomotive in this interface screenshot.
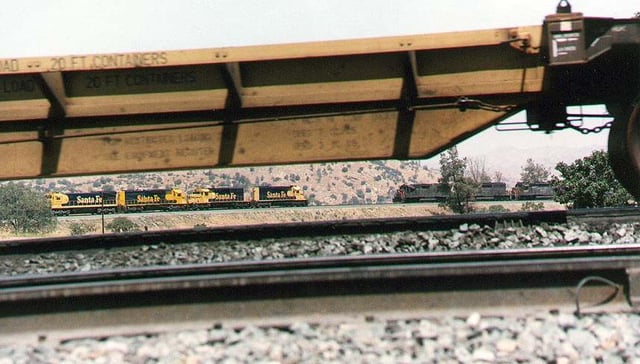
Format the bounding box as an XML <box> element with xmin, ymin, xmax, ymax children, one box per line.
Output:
<box><xmin>49</xmin><ymin>185</ymin><xmax>307</xmax><ymax>215</ymax></box>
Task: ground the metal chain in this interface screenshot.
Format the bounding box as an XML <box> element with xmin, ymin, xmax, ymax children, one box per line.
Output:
<box><xmin>568</xmin><ymin>120</ymin><xmax>613</xmax><ymax>134</ymax></box>
<box><xmin>416</xmin><ymin>96</ymin><xmax>613</xmax><ymax>134</ymax></box>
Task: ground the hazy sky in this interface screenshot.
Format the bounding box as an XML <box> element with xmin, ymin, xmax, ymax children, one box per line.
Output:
<box><xmin>2</xmin><ymin>0</ymin><xmax>637</xmax><ymax>168</ymax></box>
<box><xmin>2</xmin><ymin>1</ymin><xmax>637</xmax><ymax>57</ymax></box>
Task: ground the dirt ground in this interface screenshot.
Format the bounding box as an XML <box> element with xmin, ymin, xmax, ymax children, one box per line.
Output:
<box><xmin>51</xmin><ymin>204</ymin><xmax>442</xmax><ymax>237</ymax></box>
<box><xmin>44</xmin><ymin>201</ymin><xmax>564</xmax><ymax>238</ymax></box>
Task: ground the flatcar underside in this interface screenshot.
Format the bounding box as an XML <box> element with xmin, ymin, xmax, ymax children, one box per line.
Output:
<box><xmin>1</xmin><ymin>7</ymin><xmax>640</xmax><ymax>198</ymax></box>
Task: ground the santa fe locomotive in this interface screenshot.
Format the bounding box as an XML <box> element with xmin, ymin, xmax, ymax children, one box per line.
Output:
<box><xmin>48</xmin><ymin>185</ymin><xmax>308</xmax><ymax>215</ymax></box>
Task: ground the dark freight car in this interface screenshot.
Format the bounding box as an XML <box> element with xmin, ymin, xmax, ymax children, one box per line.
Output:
<box><xmin>476</xmin><ymin>182</ymin><xmax>509</xmax><ymax>201</ymax></box>
<box><xmin>512</xmin><ymin>182</ymin><xmax>554</xmax><ymax>200</ymax></box>
<box><xmin>392</xmin><ymin>184</ymin><xmax>449</xmax><ymax>203</ymax></box>
<box><xmin>393</xmin><ymin>182</ymin><xmax>510</xmax><ymax>203</ymax></box>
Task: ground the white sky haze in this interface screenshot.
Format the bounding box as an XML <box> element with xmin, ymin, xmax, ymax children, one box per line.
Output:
<box><xmin>1</xmin><ymin>1</ymin><xmax>638</xmax><ymax>58</ymax></box>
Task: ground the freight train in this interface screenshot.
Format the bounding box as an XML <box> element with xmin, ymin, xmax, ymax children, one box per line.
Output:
<box><xmin>392</xmin><ymin>182</ymin><xmax>553</xmax><ymax>203</ymax></box>
<box><xmin>509</xmin><ymin>182</ymin><xmax>555</xmax><ymax>201</ymax></box>
<box><xmin>48</xmin><ymin>185</ymin><xmax>308</xmax><ymax>215</ymax></box>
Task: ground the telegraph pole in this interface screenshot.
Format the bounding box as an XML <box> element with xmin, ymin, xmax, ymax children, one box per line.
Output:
<box><xmin>101</xmin><ymin>190</ymin><xmax>105</xmax><ymax>234</ymax></box>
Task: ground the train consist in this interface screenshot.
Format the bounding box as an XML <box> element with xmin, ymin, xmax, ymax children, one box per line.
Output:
<box><xmin>48</xmin><ymin>185</ymin><xmax>308</xmax><ymax>215</ymax></box>
<box><xmin>392</xmin><ymin>182</ymin><xmax>553</xmax><ymax>203</ymax></box>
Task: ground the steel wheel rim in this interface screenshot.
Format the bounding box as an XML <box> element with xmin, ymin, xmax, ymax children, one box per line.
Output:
<box><xmin>608</xmin><ymin>104</ymin><xmax>640</xmax><ymax>199</ymax></box>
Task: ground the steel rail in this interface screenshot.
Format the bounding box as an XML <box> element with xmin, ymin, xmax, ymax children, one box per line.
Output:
<box><xmin>2</xmin><ymin>245</ymin><xmax>640</xmax><ymax>304</ymax></box>
<box><xmin>2</xmin><ymin>244</ymin><xmax>640</xmax><ymax>344</ymax></box>
<box><xmin>2</xmin><ymin>242</ymin><xmax>640</xmax><ymax>279</ymax></box>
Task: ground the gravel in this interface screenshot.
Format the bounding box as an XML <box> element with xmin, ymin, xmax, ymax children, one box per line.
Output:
<box><xmin>2</xmin><ymin>312</ymin><xmax>640</xmax><ymax>363</ymax></box>
<box><xmin>1</xmin><ymin>221</ymin><xmax>639</xmax><ymax>275</ymax></box>
<box><xmin>2</xmin><ymin>220</ymin><xmax>640</xmax><ymax>362</ymax></box>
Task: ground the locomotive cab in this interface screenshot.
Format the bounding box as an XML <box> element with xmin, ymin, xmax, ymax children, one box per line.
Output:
<box><xmin>288</xmin><ymin>185</ymin><xmax>306</xmax><ymax>201</ymax></box>
<box><xmin>48</xmin><ymin>192</ymin><xmax>70</xmax><ymax>209</ymax></box>
<box><xmin>187</xmin><ymin>188</ymin><xmax>212</xmax><ymax>204</ymax></box>
<box><xmin>166</xmin><ymin>188</ymin><xmax>187</xmax><ymax>204</ymax></box>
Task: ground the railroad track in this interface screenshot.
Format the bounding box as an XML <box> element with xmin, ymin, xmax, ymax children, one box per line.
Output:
<box><xmin>1</xmin><ymin>245</ymin><xmax>639</xmax><ymax>344</ymax></box>
<box><xmin>3</xmin><ymin>206</ymin><xmax>639</xmax><ymax>255</ymax></box>
<box><xmin>0</xmin><ymin>208</ymin><xmax>571</xmax><ymax>254</ymax></box>
<box><xmin>2</xmin><ymin>207</ymin><xmax>640</xmax><ymax>346</ymax></box>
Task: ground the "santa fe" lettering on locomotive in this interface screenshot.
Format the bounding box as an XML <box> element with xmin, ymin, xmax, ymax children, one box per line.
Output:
<box><xmin>266</xmin><ymin>191</ymin><xmax>288</xmax><ymax>199</ymax></box>
<box><xmin>136</xmin><ymin>195</ymin><xmax>161</xmax><ymax>203</ymax></box>
<box><xmin>76</xmin><ymin>195</ymin><xmax>102</xmax><ymax>204</ymax></box>
<box><xmin>213</xmin><ymin>193</ymin><xmax>237</xmax><ymax>201</ymax></box>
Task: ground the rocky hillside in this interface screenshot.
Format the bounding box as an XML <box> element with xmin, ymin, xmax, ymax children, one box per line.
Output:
<box><xmin>27</xmin><ymin>161</ymin><xmax>439</xmax><ymax>205</ymax></box>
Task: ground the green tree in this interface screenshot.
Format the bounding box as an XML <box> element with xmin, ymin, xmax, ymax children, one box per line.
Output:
<box><xmin>520</xmin><ymin>158</ymin><xmax>550</xmax><ymax>184</ymax></box>
<box><xmin>0</xmin><ymin>183</ymin><xmax>56</xmax><ymax>234</ymax></box>
<box><xmin>493</xmin><ymin>171</ymin><xmax>504</xmax><ymax>183</ymax></box>
<box><xmin>439</xmin><ymin>147</ymin><xmax>479</xmax><ymax>213</ymax></box>
<box><xmin>106</xmin><ymin>217</ymin><xmax>140</xmax><ymax>233</ymax></box>
<box><xmin>466</xmin><ymin>158</ymin><xmax>491</xmax><ymax>183</ymax></box>
<box><xmin>551</xmin><ymin>150</ymin><xmax>632</xmax><ymax>208</ymax></box>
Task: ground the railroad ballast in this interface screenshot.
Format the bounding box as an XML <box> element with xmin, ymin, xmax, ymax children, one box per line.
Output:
<box><xmin>48</xmin><ymin>185</ymin><xmax>307</xmax><ymax>215</ymax></box>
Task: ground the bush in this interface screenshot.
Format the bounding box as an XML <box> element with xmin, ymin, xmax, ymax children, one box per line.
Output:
<box><xmin>106</xmin><ymin>217</ymin><xmax>139</xmax><ymax>233</ymax></box>
<box><xmin>552</xmin><ymin>150</ymin><xmax>632</xmax><ymax>208</ymax></box>
<box><xmin>486</xmin><ymin>205</ymin><xmax>509</xmax><ymax>213</ymax></box>
<box><xmin>520</xmin><ymin>201</ymin><xmax>545</xmax><ymax>211</ymax></box>
<box><xmin>69</xmin><ymin>222</ymin><xmax>96</xmax><ymax>236</ymax></box>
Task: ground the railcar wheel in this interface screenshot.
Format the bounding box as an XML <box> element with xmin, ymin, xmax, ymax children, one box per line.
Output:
<box><xmin>608</xmin><ymin>103</ymin><xmax>640</xmax><ymax>199</ymax></box>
